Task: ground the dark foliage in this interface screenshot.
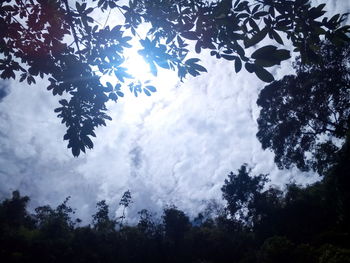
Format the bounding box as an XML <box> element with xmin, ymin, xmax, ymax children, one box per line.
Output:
<box><xmin>1</xmin><ymin>0</ymin><xmax>348</xmax><ymax>156</ymax></box>
<box><xmin>221</xmin><ymin>164</ymin><xmax>268</xmax><ymax>225</ymax></box>
<box><xmin>257</xmin><ymin>41</ymin><xmax>350</xmax><ymax>174</ymax></box>
<box><xmin>1</xmin><ymin>159</ymin><xmax>350</xmax><ymax>262</ymax></box>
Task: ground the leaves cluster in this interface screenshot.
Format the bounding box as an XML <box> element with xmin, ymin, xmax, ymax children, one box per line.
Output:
<box><xmin>256</xmin><ymin>41</ymin><xmax>350</xmax><ymax>174</ymax></box>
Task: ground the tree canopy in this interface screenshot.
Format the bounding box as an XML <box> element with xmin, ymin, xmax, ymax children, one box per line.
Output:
<box><xmin>221</xmin><ymin>164</ymin><xmax>268</xmax><ymax>225</ymax></box>
<box><xmin>256</xmin><ymin>41</ymin><xmax>350</xmax><ymax>174</ymax></box>
<box><xmin>1</xmin><ymin>0</ymin><xmax>349</xmax><ymax>156</ymax></box>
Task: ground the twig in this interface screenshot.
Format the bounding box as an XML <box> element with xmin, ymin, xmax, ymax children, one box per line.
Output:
<box><xmin>103</xmin><ymin>8</ymin><xmax>112</xmax><ymax>28</ymax></box>
<box><xmin>62</xmin><ymin>0</ymin><xmax>82</xmax><ymax>58</ymax></box>
<box><xmin>19</xmin><ymin>0</ymin><xmax>31</xmax><ymax>17</ymax></box>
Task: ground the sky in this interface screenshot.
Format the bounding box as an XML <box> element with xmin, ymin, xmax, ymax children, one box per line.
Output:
<box><xmin>0</xmin><ymin>0</ymin><xmax>349</xmax><ymax>224</ymax></box>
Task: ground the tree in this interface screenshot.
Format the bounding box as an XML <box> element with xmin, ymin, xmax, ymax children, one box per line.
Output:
<box><xmin>256</xmin><ymin>41</ymin><xmax>350</xmax><ymax>174</ymax></box>
<box><xmin>1</xmin><ymin>0</ymin><xmax>349</xmax><ymax>156</ymax></box>
<box><xmin>137</xmin><ymin>209</ymin><xmax>156</xmax><ymax>236</ymax></box>
<box><xmin>0</xmin><ymin>191</ymin><xmax>33</xmax><ymax>228</ymax></box>
<box><xmin>221</xmin><ymin>164</ymin><xmax>268</xmax><ymax>225</ymax></box>
<box><xmin>34</xmin><ymin>196</ymin><xmax>77</xmax><ymax>238</ymax></box>
<box><xmin>162</xmin><ymin>205</ymin><xmax>190</xmax><ymax>242</ymax></box>
<box><xmin>92</xmin><ymin>200</ymin><xmax>116</xmax><ymax>233</ymax></box>
<box><xmin>118</xmin><ymin>190</ymin><xmax>132</xmax><ymax>227</ymax></box>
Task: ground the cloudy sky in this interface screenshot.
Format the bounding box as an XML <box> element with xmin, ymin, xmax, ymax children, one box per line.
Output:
<box><xmin>0</xmin><ymin>0</ymin><xmax>349</xmax><ymax>223</ymax></box>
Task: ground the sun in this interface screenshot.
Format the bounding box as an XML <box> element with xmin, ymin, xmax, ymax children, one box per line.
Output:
<box><xmin>101</xmin><ymin>39</ymin><xmax>179</xmax><ymax>121</ymax></box>
<box><xmin>122</xmin><ymin>44</ymin><xmax>151</xmax><ymax>81</ymax></box>
<box><xmin>102</xmin><ymin>38</ymin><xmax>178</xmax><ymax>91</ymax></box>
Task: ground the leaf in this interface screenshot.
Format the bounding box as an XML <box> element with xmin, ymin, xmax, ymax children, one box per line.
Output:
<box><xmin>83</xmin><ymin>136</ymin><xmax>94</xmax><ymax>149</ymax></box>
<box><xmin>54</xmin><ymin>107</ymin><xmax>63</xmax><ymax>113</ymax></box>
<box><xmin>234</xmin><ymin>57</ymin><xmax>242</xmax><ymax>73</ymax></box>
<box><xmin>106</xmin><ymin>82</ymin><xmax>113</xmax><ymax>90</ymax></box>
<box><xmin>104</xmin><ymin>115</ymin><xmax>112</xmax><ymax>121</ymax></box>
<box><xmin>235</xmin><ymin>2</ymin><xmax>247</xmax><ymax>12</ymax></box>
<box><xmin>195</xmin><ymin>41</ymin><xmax>201</xmax><ymax>53</ymax></box>
<box><xmin>116</xmin><ymin>91</ymin><xmax>124</xmax><ymax>97</ymax></box>
<box><xmin>244</xmin><ymin>27</ymin><xmax>268</xmax><ymax>48</ymax></box>
<box><xmin>192</xmin><ymin>63</ymin><xmax>207</xmax><ymax>72</ymax></box>
<box><xmin>177</xmin><ymin>36</ymin><xmax>186</xmax><ymax>47</ymax></box>
<box><xmin>185</xmin><ymin>58</ymin><xmax>200</xmax><ymax>64</ymax></box>
<box><xmin>114</xmin><ymin>68</ymin><xmax>132</xmax><ymax>82</ymax></box>
<box><xmin>109</xmin><ymin>93</ymin><xmax>118</xmax><ymax>101</ymax></box>
<box><xmin>272</xmin><ymin>30</ymin><xmax>284</xmax><ymax>45</ymax></box>
<box><xmin>145</xmin><ymin>85</ymin><xmax>157</xmax><ymax>92</ymax></box>
<box><xmin>255</xmin><ymin>59</ymin><xmax>277</xmax><ymax>68</ymax></box>
<box><xmin>155</xmin><ymin>59</ymin><xmax>170</xmax><ymax>69</ymax></box>
<box><xmin>235</xmin><ymin>44</ymin><xmax>246</xmax><ymax>57</ymax></box>
<box><xmin>143</xmin><ymin>88</ymin><xmax>151</xmax><ymax>96</ymax></box>
<box><xmin>252</xmin><ymin>4</ymin><xmax>260</xmax><ymax>14</ymax></box>
<box><xmin>222</xmin><ymin>55</ymin><xmax>236</xmax><ymax>61</ymax></box>
<box><xmin>249</xmin><ymin>19</ymin><xmax>259</xmax><ymax>32</ymax></box>
<box><xmin>188</xmin><ymin>68</ymin><xmax>200</xmax><ymax>77</ymax></box>
<box><xmin>181</xmin><ymin>31</ymin><xmax>198</xmax><ymax>40</ymax></box>
<box><xmin>59</xmin><ymin>99</ymin><xmax>69</xmax><ymax>106</ymax></box>
<box><xmin>274</xmin><ymin>50</ymin><xmax>291</xmax><ymax>61</ymax></box>
<box><xmin>252</xmin><ymin>46</ymin><xmax>290</xmax><ymax>66</ymax></box>
<box><xmin>254</xmin><ymin>65</ymin><xmax>274</xmax><ymax>82</ymax></box>
<box><xmin>72</xmin><ymin>146</ymin><xmax>80</xmax><ymax>157</ymax></box>
<box><xmin>166</xmin><ymin>33</ymin><xmax>176</xmax><ymax>44</ymax></box>
<box><xmin>254</xmin><ymin>11</ymin><xmax>268</xmax><ymax>18</ymax></box>
<box><xmin>149</xmin><ymin>61</ymin><xmax>157</xmax><ymax>76</ymax></box>
<box><xmin>251</xmin><ymin>45</ymin><xmax>277</xmax><ymax>59</ymax></box>
<box><xmin>245</xmin><ymin>63</ymin><xmax>255</xmax><ymax>73</ymax></box>
<box><xmin>76</xmin><ymin>2</ymin><xmax>82</xmax><ymax>12</ymax></box>
<box><xmin>85</xmin><ymin>7</ymin><xmax>94</xmax><ymax>14</ymax></box>
<box><xmin>19</xmin><ymin>73</ymin><xmax>26</xmax><ymax>82</ymax></box>
<box><xmin>309</xmin><ymin>6</ymin><xmax>326</xmax><ymax>19</ymax></box>
<box><xmin>27</xmin><ymin>75</ymin><xmax>36</xmax><ymax>84</ymax></box>
<box><xmin>1</xmin><ymin>5</ymin><xmax>16</xmax><ymax>12</ymax></box>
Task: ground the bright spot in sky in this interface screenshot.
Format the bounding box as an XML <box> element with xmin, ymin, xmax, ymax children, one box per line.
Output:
<box><xmin>101</xmin><ymin>41</ymin><xmax>179</xmax><ymax>121</ymax></box>
<box><xmin>122</xmin><ymin>47</ymin><xmax>151</xmax><ymax>81</ymax></box>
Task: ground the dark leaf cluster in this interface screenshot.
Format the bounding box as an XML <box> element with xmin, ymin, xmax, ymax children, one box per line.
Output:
<box><xmin>256</xmin><ymin>41</ymin><xmax>350</xmax><ymax>174</ymax></box>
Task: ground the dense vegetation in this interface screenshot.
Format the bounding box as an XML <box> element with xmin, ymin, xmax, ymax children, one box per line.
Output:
<box><xmin>1</xmin><ymin>152</ymin><xmax>349</xmax><ymax>262</ymax></box>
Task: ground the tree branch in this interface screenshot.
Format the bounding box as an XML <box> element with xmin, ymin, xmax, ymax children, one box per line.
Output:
<box><xmin>62</xmin><ymin>0</ymin><xmax>82</xmax><ymax>58</ymax></box>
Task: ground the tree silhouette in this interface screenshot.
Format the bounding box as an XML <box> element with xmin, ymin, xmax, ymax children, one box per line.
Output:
<box><xmin>162</xmin><ymin>205</ymin><xmax>190</xmax><ymax>242</ymax></box>
<box><xmin>92</xmin><ymin>200</ymin><xmax>116</xmax><ymax>233</ymax></box>
<box><xmin>1</xmin><ymin>0</ymin><xmax>348</xmax><ymax>156</ymax></box>
<box><xmin>221</xmin><ymin>164</ymin><xmax>268</xmax><ymax>225</ymax></box>
<box><xmin>34</xmin><ymin>196</ymin><xmax>77</xmax><ymax>239</ymax></box>
<box><xmin>256</xmin><ymin>41</ymin><xmax>350</xmax><ymax>174</ymax></box>
<box><xmin>0</xmin><ymin>191</ymin><xmax>33</xmax><ymax>228</ymax></box>
<box><xmin>1</xmin><ymin>164</ymin><xmax>350</xmax><ymax>263</ymax></box>
<box><xmin>118</xmin><ymin>190</ymin><xmax>132</xmax><ymax>226</ymax></box>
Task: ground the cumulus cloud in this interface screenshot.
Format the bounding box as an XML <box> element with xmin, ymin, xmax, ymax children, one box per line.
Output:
<box><xmin>0</xmin><ymin>0</ymin><xmax>348</xmax><ymax>223</ymax></box>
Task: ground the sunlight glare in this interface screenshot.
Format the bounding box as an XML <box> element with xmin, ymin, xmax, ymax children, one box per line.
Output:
<box><xmin>102</xmin><ymin>41</ymin><xmax>179</xmax><ymax>123</ymax></box>
<box><xmin>123</xmin><ymin>46</ymin><xmax>151</xmax><ymax>81</ymax></box>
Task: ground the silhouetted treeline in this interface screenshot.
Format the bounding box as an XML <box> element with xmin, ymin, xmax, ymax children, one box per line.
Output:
<box><xmin>1</xmin><ymin>152</ymin><xmax>350</xmax><ymax>263</ymax></box>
